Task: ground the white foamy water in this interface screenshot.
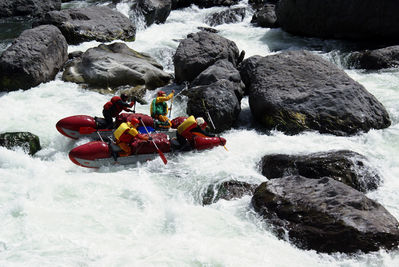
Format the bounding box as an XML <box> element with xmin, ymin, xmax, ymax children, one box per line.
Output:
<box><xmin>1</xmin><ymin>1</ymin><xmax>399</xmax><ymax>266</ymax></box>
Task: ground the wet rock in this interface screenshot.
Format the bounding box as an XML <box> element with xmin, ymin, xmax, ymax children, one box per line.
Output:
<box><xmin>252</xmin><ymin>176</ymin><xmax>399</xmax><ymax>253</ymax></box>
<box><xmin>0</xmin><ymin>132</ymin><xmax>41</xmax><ymax>155</ymax></box>
<box><xmin>260</xmin><ymin>150</ymin><xmax>381</xmax><ymax>192</ymax></box>
<box><xmin>35</xmin><ymin>6</ymin><xmax>136</xmax><ymax>45</ymax></box>
<box><xmin>251</xmin><ymin>4</ymin><xmax>278</xmax><ymax>28</ymax></box>
<box><xmin>276</xmin><ymin>0</ymin><xmax>399</xmax><ymax>42</ymax></box>
<box><xmin>347</xmin><ymin>45</ymin><xmax>399</xmax><ymax>70</ymax></box>
<box><xmin>186</xmin><ymin>80</ymin><xmax>241</xmax><ymax>133</ymax></box>
<box><xmin>203</xmin><ymin>180</ymin><xmax>257</xmax><ymax>205</ymax></box>
<box><xmin>173</xmin><ymin>31</ymin><xmax>241</xmax><ymax>83</ymax></box>
<box><xmin>62</xmin><ymin>42</ymin><xmax>172</xmax><ymax>90</ymax></box>
<box><xmin>132</xmin><ymin>0</ymin><xmax>172</xmax><ymax>26</ymax></box>
<box><xmin>240</xmin><ymin>51</ymin><xmax>391</xmax><ymax>136</ymax></box>
<box><xmin>171</xmin><ymin>0</ymin><xmax>192</xmax><ymax>10</ymax></box>
<box><xmin>0</xmin><ymin>25</ymin><xmax>68</xmax><ymax>91</ymax></box>
<box><xmin>191</xmin><ymin>59</ymin><xmax>245</xmax><ymax>100</ymax></box>
<box><xmin>193</xmin><ymin>0</ymin><xmax>239</xmax><ymax>8</ymax></box>
<box><xmin>0</xmin><ymin>0</ymin><xmax>61</xmax><ymax>19</ymax></box>
<box><xmin>206</xmin><ymin>7</ymin><xmax>246</xmax><ymax>27</ymax></box>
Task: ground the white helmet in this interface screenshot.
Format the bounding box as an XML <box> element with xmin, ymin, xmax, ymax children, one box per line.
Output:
<box><xmin>196</xmin><ymin>117</ymin><xmax>205</xmax><ymax>126</ymax></box>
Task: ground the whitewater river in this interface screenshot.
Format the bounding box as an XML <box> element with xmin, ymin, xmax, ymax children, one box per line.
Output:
<box><xmin>1</xmin><ymin>1</ymin><xmax>399</xmax><ymax>266</ymax></box>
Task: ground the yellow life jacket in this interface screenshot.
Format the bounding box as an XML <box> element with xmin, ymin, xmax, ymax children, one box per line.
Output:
<box><xmin>177</xmin><ymin>115</ymin><xmax>196</xmax><ymax>135</ymax></box>
<box><xmin>114</xmin><ymin>122</ymin><xmax>130</xmax><ymax>141</ymax></box>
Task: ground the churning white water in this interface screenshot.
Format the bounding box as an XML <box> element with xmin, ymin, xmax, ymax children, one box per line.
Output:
<box><xmin>1</xmin><ymin>1</ymin><xmax>399</xmax><ymax>266</ymax></box>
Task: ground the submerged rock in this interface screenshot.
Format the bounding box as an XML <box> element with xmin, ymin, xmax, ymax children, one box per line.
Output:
<box><xmin>0</xmin><ymin>132</ymin><xmax>41</xmax><ymax>155</ymax></box>
<box><xmin>203</xmin><ymin>180</ymin><xmax>257</xmax><ymax>205</ymax></box>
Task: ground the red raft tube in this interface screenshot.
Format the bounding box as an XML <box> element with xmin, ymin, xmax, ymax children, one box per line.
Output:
<box><xmin>56</xmin><ymin>113</ymin><xmax>184</xmax><ymax>140</ymax></box>
<box><xmin>69</xmin><ymin>134</ymin><xmax>227</xmax><ymax>168</ymax></box>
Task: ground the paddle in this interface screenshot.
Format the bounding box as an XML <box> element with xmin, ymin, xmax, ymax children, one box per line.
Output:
<box><xmin>168</xmin><ymin>93</ymin><xmax>174</xmax><ymax>118</ymax></box>
<box><xmin>139</xmin><ymin>118</ymin><xmax>168</xmax><ymax>165</ymax></box>
<box><xmin>201</xmin><ymin>99</ymin><xmax>228</xmax><ymax>151</ymax></box>
<box><xmin>79</xmin><ymin>127</ymin><xmax>105</xmax><ymax>142</ymax></box>
<box><xmin>168</xmin><ymin>83</ymin><xmax>189</xmax><ymax>118</ymax></box>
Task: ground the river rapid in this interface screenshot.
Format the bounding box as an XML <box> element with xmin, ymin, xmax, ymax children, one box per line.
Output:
<box><xmin>1</xmin><ymin>1</ymin><xmax>399</xmax><ymax>266</ymax></box>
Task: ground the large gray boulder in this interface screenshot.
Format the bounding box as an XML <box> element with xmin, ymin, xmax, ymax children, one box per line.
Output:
<box><xmin>260</xmin><ymin>150</ymin><xmax>381</xmax><ymax>192</ymax></box>
<box><xmin>252</xmin><ymin>176</ymin><xmax>399</xmax><ymax>253</ymax></box>
<box><xmin>191</xmin><ymin>59</ymin><xmax>245</xmax><ymax>100</ymax></box>
<box><xmin>36</xmin><ymin>6</ymin><xmax>136</xmax><ymax>45</ymax></box>
<box><xmin>276</xmin><ymin>0</ymin><xmax>399</xmax><ymax>41</ymax></box>
<box><xmin>186</xmin><ymin>80</ymin><xmax>241</xmax><ymax>133</ymax></box>
<box><xmin>62</xmin><ymin>42</ymin><xmax>172</xmax><ymax>90</ymax></box>
<box><xmin>0</xmin><ymin>0</ymin><xmax>61</xmax><ymax>18</ymax></box>
<box><xmin>173</xmin><ymin>31</ymin><xmax>241</xmax><ymax>83</ymax></box>
<box><xmin>240</xmin><ymin>51</ymin><xmax>391</xmax><ymax>136</ymax></box>
<box><xmin>0</xmin><ymin>25</ymin><xmax>68</xmax><ymax>91</ymax></box>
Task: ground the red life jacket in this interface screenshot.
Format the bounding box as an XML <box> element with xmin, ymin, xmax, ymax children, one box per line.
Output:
<box><xmin>103</xmin><ymin>96</ymin><xmax>124</xmax><ymax>117</ymax></box>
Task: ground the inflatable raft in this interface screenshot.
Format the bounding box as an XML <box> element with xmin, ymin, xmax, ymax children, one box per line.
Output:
<box><xmin>56</xmin><ymin>113</ymin><xmax>185</xmax><ymax>140</ymax></box>
<box><xmin>69</xmin><ymin>133</ymin><xmax>227</xmax><ymax>168</ymax></box>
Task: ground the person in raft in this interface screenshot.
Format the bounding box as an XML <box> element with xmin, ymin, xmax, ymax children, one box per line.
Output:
<box><xmin>103</xmin><ymin>93</ymin><xmax>135</xmax><ymax>129</ymax></box>
<box><xmin>176</xmin><ymin>115</ymin><xmax>215</xmax><ymax>151</ymax></box>
<box><xmin>113</xmin><ymin>117</ymin><xmax>150</xmax><ymax>157</ymax></box>
<box><xmin>150</xmin><ymin>90</ymin><xmax>175</xmax><ymax>129</ymax></box>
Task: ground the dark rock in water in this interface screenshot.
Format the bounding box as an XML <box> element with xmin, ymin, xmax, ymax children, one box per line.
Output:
<box><xmin>132</xmin><ymin>0</ymin><xmax>172</xmax><ymax>27</ymax></box>
<box><xmin>193</xmin><ymin>0</ymin><xmax>239</xmax><ymax>8</ymax></box>
<box><xmin>197</xmin><ymin>27</ymin><xmax>218</xmax><ymax>33</ymax></box>
<box><xmin>347</xmin><ymin>45</ymin><xmax>399</xmax><ymax>70</ymax></box>
<box><xmin>203</xmin><ymin>180</ymin><xmax>257</xmax><ymax>205</ymax></box>
<box><xmin>276</xmin><ymin>0</ymin><xmax>399</xmax><ymax>42</ymax></box>
<box><xmin>252</xmin><ymin>176</ymin><xmax>399</xmax><ymax>253</ymax></box>
<box><xmin>0</xmin><ymin>132</ymin><xmax>41</xmax><ymax>155</ymax></box>
<box><xmin>0</xmin><ymin>25</ymin><xmax>68</xmax><ymax>91</ymax></box>
<box><xmin>35</xmin><ymin>6</ymin><xmax>136</xmax><ymax>45</ymax></box>
<box><xmin>173</xmin><ymin>31</ymin><xmax>241</xmax><ymax>83</ymax></box>
<box><xmin>240</xmin><ymin>50</ymin><xmax>391</xmax><ymax>136</ymax></box>
<box><xmin>260</xmin><ymin>150</ymin><xmax>381</xmax><ymax>192</ymax></box>
<box><xmin>191</xmin><ymin>59</ymin><xmax>245</xmax><ymax>101</ymax></box>
<box><xmin>0</xmin><ymin>0</ymin><xmax>61</xmax><ymax>19</ymax></box>
<box><xmin>205</xmin><ymin>7</ymin><xmax>246</xmax><ymax>27</ymax></box>
<box><xmin>171</xmin><ymin>0</ymin><xmax>192</xmax><ymax>10</ymax></box>
<box><xmin>62</xmin><ymin>42</ymin><xmax>172</xmax><ymax>90</ymax></box>
<box><xmin>251</xmin><ymin>4</ymin><xmax>279</xmax><ymax>28</ymax></box>
<box><xmin>186</xmin><ymin>80</ymin><xmax>241</xmax><ymax>133</ymax></box>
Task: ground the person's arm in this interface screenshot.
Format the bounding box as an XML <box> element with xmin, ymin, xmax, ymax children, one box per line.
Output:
<box><xmin>191</xmin><ymin>126</ymin><xmax>215</xmax><ymax>137</ymax></box>
<box><xmin>137</xmin><ymin>133</ymin><xmax>149</xmax><ymax>141</ymax></box>
<box><xmin>117</xmin><ymin>99</ymin><xmax>135</xmax><ymax>111</ymax></box>
<box><xmin>155</xmin><ymin>92</ymin><xmax>174</xmax><ymax>103</ymax></box>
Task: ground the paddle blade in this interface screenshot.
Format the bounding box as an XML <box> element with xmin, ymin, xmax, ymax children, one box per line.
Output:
<box><xmin>157</xmin><ymin>148</ymin><xmax>167</xmax><ymax>165</ymax></box>
<box><xmin>79</xmin><ymin>126</ymin><xmax>96</xmax><ymax>134</ymax></box>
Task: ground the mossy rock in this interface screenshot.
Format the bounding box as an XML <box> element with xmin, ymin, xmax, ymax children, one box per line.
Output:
<box><xmin>0</xmin><ymin>132</ymin><xmax>41</xmax><ymax>155</ymax></box>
